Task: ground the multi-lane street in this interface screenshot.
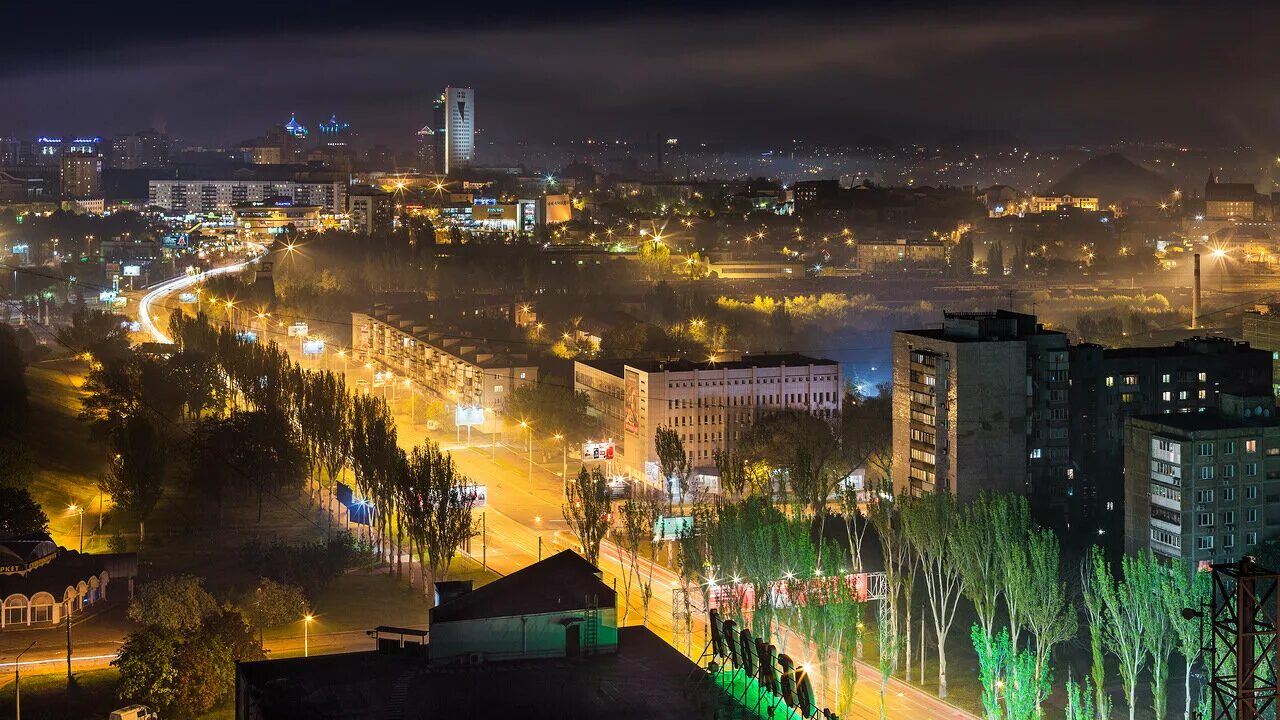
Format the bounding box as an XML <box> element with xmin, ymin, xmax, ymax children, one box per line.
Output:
<box><xmin>121</xmin><ymin>257</ymin><xmax>979</xmax><ymax>720</ymax></box>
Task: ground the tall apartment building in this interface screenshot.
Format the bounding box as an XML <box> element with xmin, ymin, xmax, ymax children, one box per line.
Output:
<box><xmin>575</xmin><ymin>354</ymin><xmax>842</xmax><ymax>484</ymax></box>
<box><xmin>1070</xmin><ymin>337</ymin><xmax>1272</xmax><ymax>535</ymax></box>
<box><xmin>352</xmin><ymin>305</ymin><xmax>537</xmax><ymax>416</ymax></box>
<box><xmin>438</xmin><ymin>87</ymin><xmax>475</xmax><ymax>175</ymax></box>
<box><xmin>148</xmin><ymin>180</ymin><xmax>346</xmax><ymax>214</ymax></box>
<box><xmin>109</xmin><ymin>130</ymin><xmax>169</xmax><ymax>169</ymax></box>
<box><xmin>892</xmin><ymin>311</ymin><xmax>1070</xmax><ymax>508</ymax></box>
<box><xmin>1242</xmin><ymin>305</ymin><xmax>1280</xmax><ymax>395</ymax></box>
<box><xmin>60</xmin><ymin>153</ymin><xmax>103</xmax><ymax>199</ymax></box>
<box><xmin>1124</xmin><ymin>392</ymin><xmax>1280</xmax><ymax>567</ymax></box>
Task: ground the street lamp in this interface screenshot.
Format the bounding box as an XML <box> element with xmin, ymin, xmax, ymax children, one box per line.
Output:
<box><xmin>69</xmin><ymin>504</ymin><xmax>84</xmax><ymax>553</ymax></box>
<box><xmin>553</xmin><ymin>433</ymin><xmax>568</xmax><ymax>499</ymax></box>
<box><xmin>303</xmin><ymin>613</ymin><xmax>314</xmax><ymax>658</ymax></box>
<box><xmin>520</xmin><ymin>420</ymin><xmax>532</xmax><ymax>482</ymax></box>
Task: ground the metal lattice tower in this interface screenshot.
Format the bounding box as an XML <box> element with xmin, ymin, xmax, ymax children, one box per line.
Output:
<box><xmin>1207</xmin><ymin>556</ymin><xmax>1280</xmax><ymax>720</ymax></box>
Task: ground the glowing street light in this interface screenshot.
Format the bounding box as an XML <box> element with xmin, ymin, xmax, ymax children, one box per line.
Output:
<box><xmin>303</xmin><ymin>613</ymin><xmax>314</xmax><ymax>657</ymax></box>
<box><xmin>69</xmin><ymin>503</ymin><xmax>84</xmax><ymax>552</ymax></box>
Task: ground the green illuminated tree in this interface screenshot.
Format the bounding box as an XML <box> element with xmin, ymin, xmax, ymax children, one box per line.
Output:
<box><xmin>971</xmin><ymin>623</ymin><xmax>1007</xmax><ymax>720</ymax></box>
<box><xmin>1166</xmin><ymin>560</ymin><xmax>1211</xmax><ymax>720</ymax></box>
<box><xmin>243</xmin><ymin>578</ymin><xmax>308</xmax><ymax>644</ymax></box>
<box><xmin>1020</xmin><ymin>527</ymin><xmax>1077</xmax><ymax>712</ymax></box>
<box><xmin>1080</xmin><ymin>554</ymin><xmax>1113</xmax><ymax>720</ymax></box>
<box><xmin>953</xmin><ymin>494</ymin><xmax>1005</xmax><ymax>661</ymax></box>
<box><xmin>1086</xmin><ymin>546</ymin><xmax>1149</xmax><ymax>720</ymax></box>
<box><xmin>127</xmin><ymin>574</ymin><xmax>218</xmax><ymax>633</ymax></box>
<box><xmin>900</xmin><ymin>490</ymin><xmax>963</xmax><ymax>698</ymax></box>
<box><xmin>996</xmin><ymin>495</ymin><xmax>1034</xmax><ymax>650</ymax></box>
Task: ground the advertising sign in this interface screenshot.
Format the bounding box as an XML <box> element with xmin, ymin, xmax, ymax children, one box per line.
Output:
<box><xmin>302</xmin><ymin>339</ymin><xmax>325</xmax><ymax>356</ymax></box>
<box><xmin>98</xmin><ymin>290</ymin><xmax>116</xmax><ymax>304</ymax></box>
<box><xmin>237</xmin><ymin>331</ymin><xmax>258</xmax><ymax>343</ymax></box>
<box><xmin>453</xmin><ymin>484</ymin><xmax>487</xmax><ymax>508</ymax></box>
<box><xmin>122</xmin><ymin>265</ymin><xmax>141</xmax><ymax>277</ymax></box>
<box><xmin>161</xmin><ymin>233</ymin><xmax>190</xmax><ymax>249</ymax></box>
<box><xmin>581</xmin><ymin>440</ymin><xmax>615</xmax><ymax>462</ymax></box>
<box><xmin>287</xmin><ymin>322</ymin><xmax>309</xmax><ymax>338</ymax></box>
<box><xmin>623</xmin><ymin>369</ymin><xmax>640</xmax><ymax>435</ymax></box>
<box><xmin>178</xmin><ymin>292</ymin><xmax>197</xmax><ymax>304</ymax></box>
<box><xmin>653</xmin><ymin>515</ymin><xmax>693</xmax><ymax>541</ymax></box>
<box><xmin>453</xmin><ymin>406</ymin><xmax>486</xmax><ymax>428</ymax></box>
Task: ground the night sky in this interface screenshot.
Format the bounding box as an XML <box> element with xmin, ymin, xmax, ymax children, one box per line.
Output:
<box><xmin>4</xmin><ymin>1</ymin><xmax>1278</xmax><ymax>148</ymax></box>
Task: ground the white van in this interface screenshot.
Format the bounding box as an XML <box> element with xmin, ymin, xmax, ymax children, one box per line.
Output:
<box><xmin>109</xmin><ymin>705</ymin><xmax>158</xmax><ymax>720</ymax></box>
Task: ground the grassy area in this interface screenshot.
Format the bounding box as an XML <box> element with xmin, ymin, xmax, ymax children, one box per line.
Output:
<box><xmin>0</xmin><ymin>667</ymin><xmax>121</xmax><ymax>719</ymax></box>
<box><xmin>23</xmin><ymin>358</ymin><xmax>113</xmax><ymax>552</ymax></box>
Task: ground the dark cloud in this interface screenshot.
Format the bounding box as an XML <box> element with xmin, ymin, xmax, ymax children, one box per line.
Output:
<box><xmin>2</xmin><ymin>3</ymin><xmax>1277</xmax><ymax>148</ymax></box>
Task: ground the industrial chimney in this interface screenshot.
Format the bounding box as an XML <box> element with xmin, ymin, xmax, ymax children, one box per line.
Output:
<box><xmin>1192</xmin><ymin>252</ymin><xmax>1201</xmax><ymax>329</ymax></box>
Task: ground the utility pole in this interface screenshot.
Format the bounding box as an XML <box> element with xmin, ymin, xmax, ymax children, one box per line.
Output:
<box><xmin>65</xmin><ymin>604</ymin><xmax>73</xmax><ymax>685</ymax></box>
<box><xmin>481</xmin><ymin>511</ymin><xmax>487</xmax><ymax>570</ymax></box>
<box><xmin>14</xmin><ymin>640</ymin><xmax>36</xmax><ymax>720</ymax></box>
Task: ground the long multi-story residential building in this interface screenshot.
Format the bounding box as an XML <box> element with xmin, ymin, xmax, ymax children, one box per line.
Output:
<box><xmin>575</xmin><ymin>354</ymin><xmax>842</xmax><ymax>485</ymax></box>
<box><xmin>1070</xmin><ymin>337</ymin><xmax>1272</xmax><ymax>536</ymax></box>
<box><xmin>148</xmin><ymin>179</ymin><xmax>346</xmax><ymax>214</ymax></box>
<box><xmin>892</xmin><ymin>311</ymin><xmax>1070</xmax><ymax>509</ymax></box>
<box><xmin>352</xmin><ymin>305</ymin><xmax>537</xmax><ymax>417</ymax></box>
<box><xmin>1242</xmin><ymin>305</ymin><xmax>1280</xmax><ymax>395</ymax></box>
<box><xmin>1124</xmin><ymin>392</ymin><xmax>1280</xmax><ymax>568</ymax></box>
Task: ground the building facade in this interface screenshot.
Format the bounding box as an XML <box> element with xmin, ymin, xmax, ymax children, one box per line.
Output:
<box><xmin>109</xmin><ymin>130</ymin><xmax>169</xmax><ymax>169</ymax></box>
<box><xmin>576</xmin><ymin>354</ymin><xmax>842</xmax><ymax>484</ymax></box>
<box><xmin>1070</xmin><ymin>337</ymin><xmax>1273</xmax><ymax>536</ymax></box>
<box><xmin>232</xmin><ymin>200</ymin><xmax>322</xmax><ymax>240</ymax></box>
<box><xmin>60</xmin><ymin>153</ymin><xmax>102</xmax><ymax>199</ymax></box>
<box><xmin>148</xmin><ymin>180</ymin><xmax>346</xmax><ymax>214</ymax></box>
<box><xmin>352</xmin><ymin>305</ymin><xmax>537</xmax><ymax>416</ymax></box>
<box><xmin>892</xmin><ymin>311</ymin><xmax>1070</xmax><ymax>509</ymax></box>
<box><xmin>1242</xmin><ymin>306</ymin><xmax>1280</xmax><ymax>396</ymax></box>
<box><xmin>856</xmin><ymin>238</ymin><xmax>946</xmax><ymax>270</ymax></box>
<box><xmin>441</xmin><ymin>86</ymin><xmax>475</xmax><ymax>175</ymax></box>
<box><xmin>1124</xmin><ymin>393</ymin><xmax>1280</xmax><ymax>568</ymax></box>
<box><xmin>347</xmin><ymin>185</ymin><xmax>393</xmax><ymax>235</ymax></box>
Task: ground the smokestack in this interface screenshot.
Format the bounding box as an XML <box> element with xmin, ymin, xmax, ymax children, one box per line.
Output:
<box><xmin>1192</xmin><ymin>252</ymin><xmax>1201</xmax><ymax>329</ymax></box>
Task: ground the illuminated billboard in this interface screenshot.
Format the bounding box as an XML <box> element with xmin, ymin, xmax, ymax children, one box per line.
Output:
<box><xmin>302</xmin><ymin>339</ymin><xmax>325</xmax><ymax>355</ymax></box>
<box><xmin>581</xmin><ymin>440</ymin><xmax>614</xmax><ymax>462</ymax></box>
<box><xmin>122</xmin><ymin>265</ymin><xmax>141</xmax><ymax>277</ymax></box>
<box><xmin>287</xmin><ymin>322</ymin><xmax>308</xmax><ymax>337</ymax></box>
<box><xmin>454</xmin><ymin>406</ymin><xmax>486</xmax><ymax>428</ymax></box>
<box><xmin>542</xmin><ymin>194</ymin><xmax>572</xmax><ymax>225</ymax></box>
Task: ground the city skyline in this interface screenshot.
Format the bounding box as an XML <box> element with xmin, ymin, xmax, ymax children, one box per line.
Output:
<box><xmin>5</xmin><ymin>3</ymin><xmax>1280</xmax><ymax>148</ymax></box>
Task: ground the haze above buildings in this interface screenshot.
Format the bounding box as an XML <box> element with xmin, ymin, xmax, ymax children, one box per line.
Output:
<box><xmin>6</xmin><ymin>2</ymin><xmax>1280</xmax><ymax>151</ymax></box>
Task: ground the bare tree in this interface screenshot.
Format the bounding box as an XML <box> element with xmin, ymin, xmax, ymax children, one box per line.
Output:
<box><xmin>564</xmin><ymin>466</ymin><xmax>612</xmax><ymax>566</ymax></box>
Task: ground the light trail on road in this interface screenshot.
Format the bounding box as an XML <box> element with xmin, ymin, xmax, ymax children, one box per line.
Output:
<box><xmin>138</xmin><ymin>256</ymin><xmax>260</xmax><ymax>344</ymax></box>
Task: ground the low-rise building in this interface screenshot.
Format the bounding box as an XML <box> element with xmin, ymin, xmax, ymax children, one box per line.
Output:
<box><xmin>0</xmin><ymin>533</ymin><xmax>136</xmax><ymax>628</ymax></box>
<box><xmin>575</xmin><ymin>353</ymin><xmax>841</xmax><ymax>484</ymax></box>
<box><xmin>232</xmin><ymin>200</ymin><xmax>321</xmax><ymax>241</ymax></box>
<box><xmin>352</xmin><ymin>304</ymin><xmax>538</xmax><ymax>416</ymax></box>
<box><xmin>1124</xmin><ymin>392</ymin><xmax>1280</xmax><ymax>568</ymax></box>
<box><xmin>856</xmin><ymin>238</ymin><xmax>945</xmax><ymax>271</ymax></box>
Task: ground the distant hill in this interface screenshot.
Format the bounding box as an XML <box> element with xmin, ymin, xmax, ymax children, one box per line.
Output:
<box><xmin>1048</xmin><ymin>153</ymin><xmax>1173</xmax><ymax>205</ymax></box>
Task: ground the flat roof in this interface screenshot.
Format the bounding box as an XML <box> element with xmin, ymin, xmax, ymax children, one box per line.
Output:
<box><xmin>624</xmin><ymin>352</ymin><xmax>838</xmax><ymax>374</ymax></box>
<box><xmin>1131</xmin><ymin>412</ymin><xmax>1280</xmax><ymax>432</ymax></box>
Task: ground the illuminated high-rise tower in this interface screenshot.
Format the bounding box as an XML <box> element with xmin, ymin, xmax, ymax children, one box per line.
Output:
<box><xmin>438</xmin><ymin>86</ymin><xmax>474</xmax><ymax>175</ymax></box>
